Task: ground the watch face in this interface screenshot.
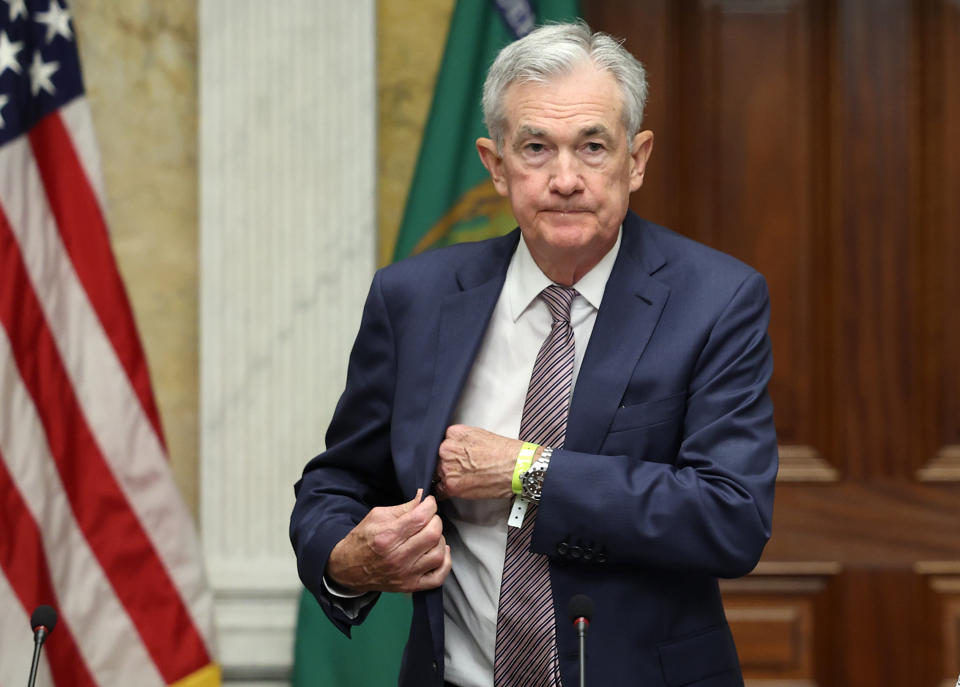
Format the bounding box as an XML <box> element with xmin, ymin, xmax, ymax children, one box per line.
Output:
<box><xmin>522</xmin><ymin>464</ymin><xmax>544</xmax><ymax>500</ymax></box>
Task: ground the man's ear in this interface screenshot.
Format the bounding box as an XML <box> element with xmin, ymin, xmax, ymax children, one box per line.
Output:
<box><xmin>628</xmin><ymin>130</ymin><xmax>655</xmax><ymax>192</ymax></box>
<box><xmin>476</xmin><ymin>137</ymin><xmax>509</xmax><ymax>196</ymax></box>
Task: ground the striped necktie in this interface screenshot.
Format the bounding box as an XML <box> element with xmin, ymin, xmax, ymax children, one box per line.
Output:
<box><xmin>494</xmin><ymin>284</ymin><xmax>577</xmax><ymax>687</ymax></box>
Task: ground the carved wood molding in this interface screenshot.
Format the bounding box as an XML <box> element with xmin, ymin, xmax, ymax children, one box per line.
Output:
<box><xmin>918</xmin><ymin>566</ymin><xmax>960</xmax><ymax>687</ymax></box>
<box><xmin>917</xmin><ymin>445</ymin><xmax>960</xmax><ymax>482</ymax></box>
<box><xmin>753</xmin><ymin>561</ymin><xmax>843</xmax><ymax>576</ymax></box>
<box><xmin>777</xmin><ymin>445</ymin><xmax>839</xmax><ymax>482</ymax></box>
<box><xmin>929</xmin><ymin>577</ymin><xmax>960</xmax><ymax>594</ymax></box>
<box><xmin>722</xmin><ymin>577</ymin><xmax>826</xmax><ymax>595</ymax></box>
<box><xmin>721</xmin><ymin>563</ymin><xmax>830</xmax><ymax>684</ymax></box>
<box><xmin>721</xmin><ymin>561</ymin><xmax>841</xmax><ymax>594</ymax></box>
<box><xmin>711</xmin><ymin>0</ymin><xmax>799</xmax><ymax>14</ymax></box>
<box><xmin>915</xmin><ymin>561</ymin><xmax>960</xmax><ymax>577</ymax></box>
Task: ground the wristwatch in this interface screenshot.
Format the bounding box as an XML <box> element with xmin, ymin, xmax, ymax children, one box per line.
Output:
<box><xmin>521</xmin><ymin>447</ymin><xmax>553</xmax><ymax>503</ymax></box>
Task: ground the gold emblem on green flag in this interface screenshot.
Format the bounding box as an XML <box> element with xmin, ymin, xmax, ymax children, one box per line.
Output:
<box><xmin>412</xmin><ymin>180</ymin><xmax>517</xmax><ymax>255</ymax></box>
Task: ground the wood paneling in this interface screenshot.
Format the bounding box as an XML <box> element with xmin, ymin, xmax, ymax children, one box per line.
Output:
<box><xmin>767</xmin><ymin>483</ymin><xmax>960</xmax><ymax>565</ymax></box>
<box><xmin>727</xmin><ymin>601</ymin><xmax>813</xmax><ymax>679</ymax></box>
<box><xmin>825</xmin><ymin>0</ymin><xmax>914</xmax><ymax>479</ymax></box>
<box><xmin>918</xmin><ymin>0</ymin><xmax>960</xmax><ymax>482</ymax></box>
<box><xmin>926</xmin><ymin>572</ymin><xmax>960</xmax><ymax>684</ymax></box>
<box><xmin>703</xmin><ymin>0</ymin><xmax>815</xmax><ymax>457</ymax></box>
<box><xmin>593</xmin><ymin>0</ymin><xmax>833</xmax><ymax>480</ymax></box>
<box><xmin>582</xmin><ymin>0</ymin><xmax>960</xmax><ymax>683</ymax></box>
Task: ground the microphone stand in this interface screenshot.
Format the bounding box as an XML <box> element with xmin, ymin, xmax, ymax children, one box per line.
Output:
<box><xmin>27</xmin><ymin>626</ymin><xmax>49</xmax><ymax>687</ymax></box>
<box><xmin>568</xmin><ymin>594</ymin><xmax>593</xmax><ymax>687</ymax></box>
<box><xmin>575</xmin><ymin>617</ymin><xmax>587</xmax><ymax>687</ymax></box>
<box><xmin>27</xmin><ymin>606</ymin><xmax>57</xmax><ymax>687</ymax></box>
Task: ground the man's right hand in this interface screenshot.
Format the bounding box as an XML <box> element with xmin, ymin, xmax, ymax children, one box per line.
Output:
<box><xmin>325</xmin><ymin>489</ymin><xmax>452</xmax><ymax>594</ymax></box>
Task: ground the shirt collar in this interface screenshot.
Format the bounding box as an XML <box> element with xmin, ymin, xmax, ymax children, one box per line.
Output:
<box><xmin>506</xmin><ymin>226</ymin><xmax>623</xmax><ymax>322</ymax></box>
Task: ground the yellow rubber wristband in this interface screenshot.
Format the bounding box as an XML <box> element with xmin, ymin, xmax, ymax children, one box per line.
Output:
<box><xmin>512</xmin><ymin>442</ymin><xmax>539</xmax><ymax>494</ymax></box>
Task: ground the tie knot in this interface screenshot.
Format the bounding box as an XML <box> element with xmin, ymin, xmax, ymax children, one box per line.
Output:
<box><xmin>541</xmin><ymin>285</ymin><xmax>577</xmax><ymax>323</ymax></box>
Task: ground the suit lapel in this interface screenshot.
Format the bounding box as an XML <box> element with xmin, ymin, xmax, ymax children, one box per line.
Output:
<box><xmin>565</xmin><ymin>216</ymin><xmax>670</xmax><ymax>454</ymax></box>
<box><xmin>412</xmin><ymin>216</ymin><xmax>670</xmax><ymax>480</ymax></box>
<box><xmin>414</xmin><ymin>233</ymin><xmax>518</xmax><ymax>490</ymax></box>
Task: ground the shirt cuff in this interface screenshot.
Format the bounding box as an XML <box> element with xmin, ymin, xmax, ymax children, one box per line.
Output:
<box><xmin>322</xmin><ymin>575</ymin><xmax>377</xmax><ymax>620</ymax></box>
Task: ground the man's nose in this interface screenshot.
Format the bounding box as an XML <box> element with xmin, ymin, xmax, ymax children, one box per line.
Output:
<box><xmin>548</xmin><ymin>152</ymin><xmax>584</xmax><ymax>195</ymax></box>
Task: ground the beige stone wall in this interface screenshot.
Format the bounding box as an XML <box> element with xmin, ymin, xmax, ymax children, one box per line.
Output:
<box><xmin>72</xmin><ymin>0</ymin><xmax>199</xmax><ymax>514</ymax></box>
<box><xmin>377</xmin><ymin>0</ymin><xmax>455</xmax><ymax>266</ymax></box>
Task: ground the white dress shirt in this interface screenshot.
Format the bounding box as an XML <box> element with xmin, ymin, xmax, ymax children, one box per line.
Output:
<box><xmin>441</xmin><ymin>229</ymin><xmax>621</xmax><ymax>687</ymax></box>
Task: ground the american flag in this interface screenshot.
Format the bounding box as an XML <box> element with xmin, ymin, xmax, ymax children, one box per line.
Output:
<box><xmin>0</xmin><ymin>1</ymin><xmax>218</xmax><ymax>685</ymax></box>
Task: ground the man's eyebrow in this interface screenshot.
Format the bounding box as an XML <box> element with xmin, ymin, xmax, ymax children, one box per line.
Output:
<box><xmin>516</xmin><ymin>125</ymin><xmax>547</xmax><ymax>139</ymax></box>
<box><xmin>581</xmin><ymin>124</ymin><xmax>613</xmax><ymax>139</ymax></box>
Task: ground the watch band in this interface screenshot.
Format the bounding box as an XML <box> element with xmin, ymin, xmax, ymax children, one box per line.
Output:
<box><xmin>521</xmin><ymin>447</ymin><xmax>553</xmax><ymax>503</ymax></box>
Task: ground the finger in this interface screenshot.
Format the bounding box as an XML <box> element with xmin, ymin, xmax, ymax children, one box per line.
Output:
<box><xmin>388</xmin><ymin>490</ymin><xmax>431</xmax><ymax>529</ymax></box>
<box><xmin>410</xmin><ymin>532</ymin><xmax>447</xmax><ymax>577</ymax></box>
<box><xmin>369</xmin><ymin>521</ymin><xmax>444</xmax><ymax>592</ymax></box>
<box><xmin>445</xmin><ymin>424</ymin><xmax>469</xmax><ymax>440</ymax></box>
<box><xmin>417</xmin><ymin>544</ymin><xmax>452</xmax><ymax>590</ymax></box>
<box><xmin>437</xmin><ymin>439</ymin><xmax>456</xmax><ymax>462</ymax></box>
<box><xmin>390</xmin><ymin>495</ymin><xmax>439</xmax><ymax>542</ymax></box>
<box><xmin>386</xmin><ymin>489</ymin><xmax>423</xmax><ymax>519</ymax></box>
<box><xmin>393</xmin><ymin>515</ymin><xmax>444</xmax><ymax>572</ymax></box>
<box><xmin>394</xmin><ymin>489</ymin><xmax>424</xmax><ymax>516</ymax></box>
<box><xmin>403</xmin><ymin>535</ymin><xmax>448</xmax><ymax>592</ymax></box>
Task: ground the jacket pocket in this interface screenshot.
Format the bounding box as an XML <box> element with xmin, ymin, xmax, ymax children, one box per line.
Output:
<box><xmin>657</xmin><ymin>624</ymin><xmax>740</xmax><ymax>686</ymax></box>
<box><xmin>608</xmin><ymin>391</ymin><xmax>686</xmax><ymax>434</ymax></box>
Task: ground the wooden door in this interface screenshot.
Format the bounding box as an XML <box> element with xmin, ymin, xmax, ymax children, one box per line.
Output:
<box><xmin>582</xmin><ymin>1</ymin><xmax>960</xmax><ymax>684</ymax></box>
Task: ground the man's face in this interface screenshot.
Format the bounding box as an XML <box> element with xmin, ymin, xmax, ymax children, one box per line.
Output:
<box><xmin>477</xmin><ymin>62</ymin><xmax>653</xmax><ymax>283</ymax></box>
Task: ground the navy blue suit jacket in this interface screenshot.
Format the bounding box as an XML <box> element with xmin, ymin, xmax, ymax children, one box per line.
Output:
<box><xmin>291</xmin><ymin>211</ymin><xmax>778</xmax><ymax>686</ymax></box>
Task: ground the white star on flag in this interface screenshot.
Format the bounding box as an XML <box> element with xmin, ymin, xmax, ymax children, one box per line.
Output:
<box><xmin>35</xmin><ymin>0</ymin><xmax>73</xmax><ymax>43</ymax></box>
<box><xmin>5</xmin><ymin>0</ymin><xmax>28</xmax><ymax>22</ymax></box>
<box><xmin>29</xmin><ymin>50</ymin><xmax>58</xmax><ymax>96</ymax></box>
<box><xmin>0</xmin><ymin>30</ymin><xmax>23</xmax><ymax>75</ymax></box>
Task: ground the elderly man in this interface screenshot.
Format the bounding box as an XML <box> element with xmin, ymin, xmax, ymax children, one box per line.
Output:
<box><xmin>291</xmin><ymin>21</ymin><xmax>777</xmax><ymax>687</ymax></box>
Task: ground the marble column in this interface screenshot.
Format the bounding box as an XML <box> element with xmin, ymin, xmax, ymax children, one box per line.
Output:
<box><xmin>199</xmin><ymin>2</ymin><xmax>376</xmax><ymax>683</ymax></box>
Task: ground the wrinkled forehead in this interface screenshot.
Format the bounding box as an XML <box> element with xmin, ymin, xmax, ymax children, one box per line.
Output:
<box><xmin>501</xmin><ymin>65</ymin><xmax>628</xmax><ymax>137</ymax></box>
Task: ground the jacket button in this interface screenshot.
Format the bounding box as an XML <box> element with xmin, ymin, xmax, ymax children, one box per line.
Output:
<box><xmin>557</xmin><ymin>541</ymin><xmax>569</xmax><ymax>556</ymax></box>
<box><xmin>595</xmin><ymin>551</ymin><xmax>607</xmax><ymax>564</ymax></box>
<box><xmin>570</xmin><ymin>545</ymin><xmax>583</xmax><ymax>559</ymax></box>
<box><xmin>432</xmin><ymin>661</ymin><xmax>438</xmax><ymax>672</ymax></box>
<box><xmin>583</xmin><ymin>546</ymin><xmax>594</xmax><ymax>561</ymax></box>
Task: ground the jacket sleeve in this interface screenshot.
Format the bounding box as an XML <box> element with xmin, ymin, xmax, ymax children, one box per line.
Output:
<box><xmin>289</xmin><ymin>270</ymin><xmax>402</xmax><ymax>634</ymax></box>
<box><xmin>532</xmin><ymin>272</ymin><xmax>778</xmax><ymax>578</ymax></box>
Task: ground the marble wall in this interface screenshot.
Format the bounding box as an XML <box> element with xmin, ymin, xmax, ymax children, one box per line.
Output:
<box><xmin>72</xmin><ymin>0</ymin><xmax>200</xmax><ymax>513</ymax></box>
<box><xmin>199</xmin><ymin>1</ymin><xmax>376</xmax><ymax>681</ymax></box>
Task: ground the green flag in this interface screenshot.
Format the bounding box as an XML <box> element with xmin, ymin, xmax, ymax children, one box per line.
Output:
<box><xmin>291</xmin><ymin>591</ymin><xmax>410</xmax><ymax>686</ymax></box>
<box><xmin>393</xmin><ymin>0</ymin><xmax>580</xmax><ymax>260</ymax></box>
<box><xmin>293</xmin><ymin>2</ymin><xmax>579</xmax><ymax>685</ymax></box>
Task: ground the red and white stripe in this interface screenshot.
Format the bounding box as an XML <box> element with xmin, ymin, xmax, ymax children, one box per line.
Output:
<box><xmin>0</xmin><ymin>97</ymin><xmax>218</xmax><ymax>684</ymax></box>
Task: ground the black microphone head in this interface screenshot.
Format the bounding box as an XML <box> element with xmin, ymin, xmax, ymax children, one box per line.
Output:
<box><xmin>31</xmin><ymin>605</ymin><xmax>58</xmax><ymax>633</ymax></box>
<box><xmin>568</xmin><ymin>594</ymin><xmax>594</xmax><ymax>622</ymax></box>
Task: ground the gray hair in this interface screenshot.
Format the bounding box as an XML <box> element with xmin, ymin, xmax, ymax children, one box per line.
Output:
<box><xmin>482</xmin><ymin>21</ymin><xmax>649</xmax><ymax>151</ymax></box>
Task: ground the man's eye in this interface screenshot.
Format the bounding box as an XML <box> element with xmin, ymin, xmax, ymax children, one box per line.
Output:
<box><xmin>526</xmin><ymin>143</ymin><xmax>545</xmax><ymax>153</ymax></box>
<box><xmin>585</xmin><ymin>142</ymin><xmax>605</xmax><ymax>153</ymax></box>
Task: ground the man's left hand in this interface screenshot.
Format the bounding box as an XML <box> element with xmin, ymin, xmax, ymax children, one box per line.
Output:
<box><xmin>435</xmin><ymin>425</ymin><xmax>520</xmax><ymax>500</ymax></box>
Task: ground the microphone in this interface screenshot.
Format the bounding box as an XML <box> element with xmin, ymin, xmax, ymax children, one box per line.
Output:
<box><xmin>568</xmin><ymin>594</ymin><xmax>593</xmax><ymax>687</ymax></box>
<box><xmin>27</xmin><ymin>605</ymin><xmax>57</xmax><ymax>687</ymax></box>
